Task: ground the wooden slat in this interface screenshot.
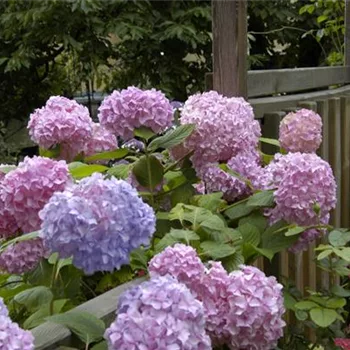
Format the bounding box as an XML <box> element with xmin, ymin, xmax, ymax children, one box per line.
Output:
<box><xmin>212</xmin><ymin>0</ymin><xmax>248</xmax><ymax>97</ymax></box>
<box><xmin>206</xmin><ymin>66</ymin><xmax>350</xmax><ymax>98</ymax></box>
<box><xmin>328</xmin><ymin>98</ymin><xmax>342</xmax><ymax>227</ymax></box>
<box><xmin>316</xmin><ymin>100</ymin><xmax>330</xmax><ymax>162</ymax></box>
<box><xmin>251</xmin><ymin>85</ymin><xmax>350</xmax><ymax>119</ymax></box>
<box><xmin>341</xmin><ymin>96</ymin><xmax>350</xmax><ymax>227</ymax></box>
<box><xmin>32</xmin><ymin>278</ymin><xmax>145</xmax><ymax>350</ymax></box>
<box><xmin>345</xmin><ymin>1</ymin><xmax>350</xmax><ymax>66</ymax></box>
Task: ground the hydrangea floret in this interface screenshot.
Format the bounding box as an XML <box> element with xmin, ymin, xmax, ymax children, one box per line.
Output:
<box><xmin>98</xmin><ymin>87</ymin><xmax>173</xmax><ymax>140</ymax></box>
<box><xmin>39</xmin><ymin>173</ymin><xmax>156</xmax><ymax>274</ymax></box>
<box><xmin>104</xmin><ymin>275</ymin><xmax>212</xmax><ymax>350</ymax></box>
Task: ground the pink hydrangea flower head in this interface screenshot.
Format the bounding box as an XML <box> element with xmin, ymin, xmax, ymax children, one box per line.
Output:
<box><xmin>83</xmin><ymin>123</ymin><xmax>118</xmax><ymax>158</ymax></box>
<box><xmin>148</xmin><ymin>243</ymin><xmax>205</xmax><ymax>293</ymax></box>
<box><xmin>335</xmin><ymin>338</ymin><xmax>350</xmax><ymax>350</ymax></box>
<box><xmin>225</xmin><ymin>265</ymin><xmax>285</xmax><ymax>349</ymax></box>
<box><xmin>198</xmin><ymin>262</ymin><xmax>231</xmax><ymax>345</ymax></box>
<box><xmin>105</xmin><ymin>275</ymin><xmax>212</xmax><ymax>350</ymax></box>
<box><xmin>279</xmin><ymin>108</ymin><xmax>322</xmax><ymax>153</ymax></box>
<box><xmin>28</xmin><ymin>96</ymin><xmax>93</xmax><ymax>161</ymax></box>
<box><xmin>0</xmin><ymin>238</ymin><xmax>47</xmax><ymax>274</ymax></box>
<box><xmin>174</xmin><ymin>91</ymin><xmax>261</xmax><ymax>164</ymax></box>
<box><xmin>1</xmin><ymin>156</ymin><xmax>71</xmax><ymax>233</ymax></box>
<box><xmin>266</xmin><ymin>152</ymin><xmax>336</xmax><ymax>252</ymax></box>
<box><xmin>98</xmin><ymin>87</ymin><xmax>174</xmax><ymax>140</ymax></box>
<box><xmin>0</xmin><ymin>315</ymin><xmax>34</xmax><ymax>350</ymax></box>
<box><xmin>197</xmin><ymin>150</ymin><xmax>268</xmax><ymax>202</ymax></box>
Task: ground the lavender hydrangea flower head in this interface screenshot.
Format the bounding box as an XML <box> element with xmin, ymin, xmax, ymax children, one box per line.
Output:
<box><xmin>279</xmin><ymin>108</ymin><xmax>322</xmax><ymax>153</ymax></box>
<box><xmin>0</xmin><ymin>238</ymin><xmax>47</xmax><ymax>274</ymax></box>
<box><xmin>39</xmin><ymin>173</ymin><xmax>156</xmax><ymax>274</ymax></box>
<box><xmin>0</xmin><ymin>192</ymin><xmax>18</xmax><ymax>239</ymax></box>
<box><xmin>224</xmin><ymin>265</ymin><xmax>285</xmax><ymax>349</ymax></box>
<box><xmin>28</xmin><ymin>96</ymin><xmax>93</xmax><ymax>161</ymax></box>
<box><xmin>1</xmin><ymin>156</ymin><xmax>71</xmax><ymax>233</ymax></box>
<box><xmin>172</xmin><ymin>91</ymin><xmax>261</xmax><ymax>166</ymax></box>
<box><xmin>0</xmin><ymin>297</ymin><xmax>8</xmax><ymax>317</ymax></box>
<box><xmin>148</xmin><ymin>243</ymin><xmax>205</xmax><ymax>293</ymax></box>
<box><xmin>104</xmin><ymin>275</ymin><xmax>212</xmax><ymax>350</ymax></box>
<box><xmin>266</xmin><ymin>152</ymin><xmax>336</xmax><ymax>252</ymax></box>
<box><xmin>83</xmin><ymin>123</ymin><xmax>118</xmax><ymax>158</ymax></box>
<box><xmin>0</xmin><ymin>315</ymin><xmax>34</xmax><ymax>349</ymax></box>
<box><xmin>98</xmin><ymin>87</ymin><xmax>174</xmax><ymax>140</ymax></box>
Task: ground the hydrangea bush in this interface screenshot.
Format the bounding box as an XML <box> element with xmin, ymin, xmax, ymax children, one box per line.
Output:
<box><xmin>0</xmin><ymin>88</ymin><xmax>348</xmax><ymax>350</ymax></box>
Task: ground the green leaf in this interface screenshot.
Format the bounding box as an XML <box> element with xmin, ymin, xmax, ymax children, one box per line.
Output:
<box><xmin>251</xmin><ymin>246</ymin><xmax>275</xmax><ymax>261</ymax></box>
<box><xmin>134</xmin><ymin>127</ymin><xmax>155</xmax><ymax>141</ymax></box>
<box><xmin>295</xmin><ymin>301</ymin><xmax>319</xmax><ymax>310</ymax></box>
<box><xmin>331</xmin><ymin>285</ymin><xmax>350</xmax><ymax>297</ymax></box>
<box><xmin>132</xmin><ymin>155</ymin><xmax>163</xmax><ymax>189</ymax></box>
<box><xmin>170</xmin><ymin>229</ymin><xmax>200</xmax><ymax>243</ymax></box>
<box><xmin>284</xmin><ymin>291</ymin><xmax>297</xmax><ymax>311</ymax></box>
<box><xmin>196</xmin><ymin>192</ymin><xmax>224</xmax><ymax>212</ymax></box>
<box><xmin>14</xmin><ymin>286</ymin><xmax>53</xmax><ymax>312</ymax></box>
<box><xmin>130</xmin><ymin>248</ymin><xmax>149</xmax><ymax>271</ymax></box>
<box><xmin>259</xmin><ymin>137</ymin><xmax>280</xmax><ymax>148</ymax></box>
<box><xmin>45</xmin><ymin>311</ymin><xmax>106</xmax><ymax>345</ymax></box>
<box><xmin>324</xmin><ymin>297</ymin><xmax>346</xmax><ymax>309</ymax></box>
<box><xmin>295</xmin><ymin>309</ymin><xmax>309</xmax><ymax>321</ymax></box>
<box><xmin>0</xmin><ymin>165</ymin><xmax>16</xmax><ymax>174</ymax></box>
<box><xmin>107</xmin><ymin>163</ymin><xmax>131</xmax><ymax>179</ymax></box>
<box><xmin>148</xmin><ymin>124</ymin><xmax>195</xmax><ymax>151</ymax></box>
<box><xmin>317</xmin><ymin>249</ymin><xmax>333</xmax><ymax>260</ymax></box>
<box><xmin>0</xmin><ymin>231</ymin><xmax>39</xmax><ymax>253</ymax></box>
<box><xmin>238</xmin><ymin>223</ymin><xmax>260</xmax><ymax>246</ymax></box>
<box><xmin>333</xmin><ymin>247</ymin><xmax>350</xmax><ymax>262</ymax></box>
<box><xmin>239</xmin><ymin>212</ymin><xmax>267</xmax><ymax>234</ymax></box>
<box><xmin>285</xmin><ymin>226</ymin><xmax>307</xmax><ymax>237</ymax></box>
<box><xmin>200</xmin><ymin>215</ymin><xmax>227</xmax><ymax>231</ymax></box>
<box><xmin>23</xmin><ymin>299</ymin><xmax>68</xmax><ymax>329</ymax></box>
<box><xmin>70</xmin><ymin>164</ymin><xmax>108</xmax><ymax>179</ymax></box>
<box><xmin>170</xmin><ymin>183</ymin><xmax>195</xmax><ymax>206</ymax></box>
<box><xmin>261</xmin><ymin>221</ymin><xmax>299</xmax><ymax>254</ymax></box>
<box><xmin>309</xmin><ymin>308</ymin><xmax>339</xmax><ymax>328</ymax></box>
<box><xmin>329</xmin><ymin>230</ymin><xmax>350</xmax><ymax>247</ymax></box>
<box><xmin>247</xmin><ymin>190</ymin><xmax>275</xmax><ymax>208</ymax></box>
<box><xmin>224</xmin><ymin>201</ymin><xmax>255</xmax><ymax>221</ymax></box>
<box><xmin>91</xmin><ymin>341</ymin><xmax>108</xmax><ymax>350</ymax></box>
<box><xmin>317</xmin><ymin>15</ymin><xmax>328</xmax><ymax>23</ymax></box>
<box><xmin>39</xmin><ymin>145</ymin><xmax>61</xmax><ymax>159</ymax></box>
<box><xmin>200</xmin><ymin>241</ymin><xmax>235</xmax><ymax>259</ymax></box>
<box><xmin>222</xmin><ymin>252</ymin><xmax>244</xmax><ymax>272</ymax></box>
<box><xmin>85</xmin><ymin>149</ymin><xmax>128</xmax><ymax>162</ymax></box>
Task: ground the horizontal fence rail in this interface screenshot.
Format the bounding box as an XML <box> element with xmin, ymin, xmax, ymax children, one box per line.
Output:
<box><xmin>205</xmin><ymin>66</ymin><xmax>350</xmax><ymax>98</ymax></box>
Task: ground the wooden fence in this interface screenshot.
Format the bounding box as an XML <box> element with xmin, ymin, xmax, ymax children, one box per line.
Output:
<box><xmin>207</xmin><ymin>66</ymin><xmax>350</xmax><ymax>298</ymax></box>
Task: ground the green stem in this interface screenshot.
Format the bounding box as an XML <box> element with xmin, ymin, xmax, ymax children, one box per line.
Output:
<box><xmin>219</xmin><ymin>196</ymin><xmax>250</xmax><ymax>213</ymax></box>
<box><xmin>145</xmin><ymin>152</ymin><xmax>155</xmax><ymax>207</ymax></box>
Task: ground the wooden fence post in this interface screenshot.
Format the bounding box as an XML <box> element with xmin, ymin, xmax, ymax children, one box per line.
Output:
<box><xmin>345</xmin><ymin>0</ymin><xmax>350</xmax><ymax>66</ymax></box>
<box><xmin>212</xmin><ymin>0</ymin><xmax>247</xmax><ymax>98</ymax></box>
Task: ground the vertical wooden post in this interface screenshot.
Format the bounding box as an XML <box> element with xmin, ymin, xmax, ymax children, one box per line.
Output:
<box><xmin>212</xmin><ymin>0</ymin><xmax>248</xmax><ymax>98</ymax></box>
<box><xmin>345</xmin><ymin>0</ymin><xmax>350</xmax><ymax>66</ymax></box>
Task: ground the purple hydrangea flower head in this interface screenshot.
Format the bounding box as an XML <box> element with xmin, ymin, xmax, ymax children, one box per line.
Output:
<box><xmin>98</xmin><ymin>87</ymin><xmax>174</xmax><ymax>140</ymax></box>
<box><xmin>170</xmin><ymin>100</ymin><xmax>184</xmax><ymax>110</ymax></box>
<box><xmin>0</xmin><ymin>238</ymin><xmax>47</xmax><ymax>274</ymax></box>
<box><xmin>224</xmin><ymin>265</ymin><xmax>285</xmax><ymax>349</ymax></box>
<box><xmin>197</xmin><ymin>150</ymin><xmax>268</xmax><ymax>202</ymax></box>
<box><xmin>0</xmin><ymin>315</ymin><xmax>34</xmax><ymax>349</ymax></box>
<box><xmin>0</xmin><ymin>194</ymin><xmax>18</xmax><ymax>239</ymax></box>
<box><xmin>148</xmin><ymin>243</ymin><xmax>205</xmax><ymax>293</ymax></box>
<box><xmin>1</xmin><ymin>156</ymin><xmax>71</xmax><ymax>233</ymax></box>
<box><xmin>279</xmin><ymin>109</ymin><xmax>322</xmax><ymax>153</ymax></box>
<box><xmin>28</xmin><ymin>96</ymin><xmax>93</xmax><ymax>161</ymax></box>
<box><xmin>104</xmin><ymin>275</ymin><xmax>212</xmax><ymax>350</ymax></box>
<box><xmin>266</xmin><ymin>152</ymin><xmax>336</xmax><ymax>252</ymax></box>
<box><xmin>83</xmin><ymin>123</ymin><xmax>118</xmax><ymax>158</ymax></box>
<box><xmin>172</xmin><ymin>91</ymin><xmax>261</xmax><ymax>165</ymax></box>
<box><xmin>0</xmin><ymin>297</ymin><xmax>8</xmax><ymax>317</ymax></box>
<box><xmin>39</xmin><ymin>173</ymin><xmax>156</xmax><ymax>274</ymax></box>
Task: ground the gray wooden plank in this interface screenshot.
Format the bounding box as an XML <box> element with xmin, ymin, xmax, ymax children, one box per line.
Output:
<box><xmin>212</xmin><ymin>0</ymin><xmax>247</xmax><ymax>97</ymax></box>
<box><xmin>206</xmin><ymin>66</ymin><xmax>350</xmax><ymax>98</ymax></box>
<box><xmin>32</xmin><ymin>278</ymin><xmax>145</xmax><ymax>350</ymax></box>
